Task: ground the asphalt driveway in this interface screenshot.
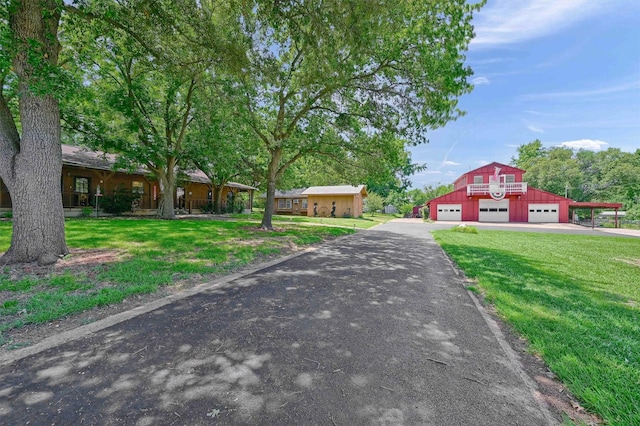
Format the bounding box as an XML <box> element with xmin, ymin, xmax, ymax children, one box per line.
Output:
<box><xmin>0</xmin><ymin>221</ymin><xmax>555</xmax><ymax>425</ymax></box>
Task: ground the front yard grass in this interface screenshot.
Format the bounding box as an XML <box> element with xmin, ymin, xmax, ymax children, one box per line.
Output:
<box><xmin>230</xmin><ymin>212</ymin><xmax>401</xmax><ymax>228</ymax></box>
<box><xmin>433</xmin><ymin>230</ymin><xmax>640</xmax><ymax>425</ymax></box>
<box><xmin>0</xmin><ymin>218</ymin><xmax>354</xmax><ymax>346</ymax></box>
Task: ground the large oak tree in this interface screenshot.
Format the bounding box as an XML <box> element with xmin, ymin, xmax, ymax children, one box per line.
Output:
<box><xmin>0</xmin><ymin>0</ymin><xmax>69</xmax><ymax>265</ymax></box>
<box><xmin>224</xmin><ymin>0</ymin><xmax>483</xmax><ymax>229</ymax></box>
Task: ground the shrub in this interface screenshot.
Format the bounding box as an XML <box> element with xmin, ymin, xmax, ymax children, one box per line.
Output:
<box><xmin>364</xmin><ymin>192</ymin><xmax>384</xmax><ymax>215</ymax></box>
<box><xmin>1</xmin><ymin>211</ymin><xmax>12</xmax><ymax>219</ymax></box>
<box><xmin>80</xmin><ymin>207</ymin><xmax>93</xmax><ymax>218</ymax></box>
<box><xmin>451</xmin><ymin>224</ymin><xmax>478</xmax><ymax>234</ymax></box>
<box><xmin>398</xmin><ymin>204</ymin><xmax>414</xmax><ymax>217</ymax></box>
<box><xmin>421</xmin><ymin>207</ymin><xmax>429</xmax><ymax>221</ymax></box>
<box><xmin>201</xmin><ymin>202</ymin><xmax>214</xmax><ymax>214</ymax></box>
<box><xmin>100</xmin><ymin>185</ymin><xmax>138</xmax><ymax>215</ymax></box>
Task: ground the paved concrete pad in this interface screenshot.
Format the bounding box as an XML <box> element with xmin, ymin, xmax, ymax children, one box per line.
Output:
<box><xmin>0</xmin><ymin>221</ymin><xmax>555</xmax><ymax>425</ymax></box>
<box><xmin>404</xmin><ymin>218</ymin><xmax>640</xmax><ymax>237</ymax></box>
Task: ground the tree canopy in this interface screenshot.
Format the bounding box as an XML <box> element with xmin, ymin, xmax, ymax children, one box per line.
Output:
<box><xmin>512</xmin><ymin>141</ymin><xmax>640</xmax><ymax>218</ymax></box>
<box><xmin>218</xmin><ymin>0</ymin><xmax>482</xmax><ymax>228</ymax></box>
<box><xmin>0</xmin><ymin>0</ymin><xmax>485</xmax><ymax>263</ymax></box>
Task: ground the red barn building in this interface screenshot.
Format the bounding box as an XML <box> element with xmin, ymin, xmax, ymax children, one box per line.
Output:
<box><xmin>426</xmin><ymin>162</ymin><xmax>573</xmax><ymax>223</ymax></box>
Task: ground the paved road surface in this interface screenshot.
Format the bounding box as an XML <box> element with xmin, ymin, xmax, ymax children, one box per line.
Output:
<box><xmin>0</xmin><ymin>221</ymin><xmax>556</xmax><ymax>425</ymax></box>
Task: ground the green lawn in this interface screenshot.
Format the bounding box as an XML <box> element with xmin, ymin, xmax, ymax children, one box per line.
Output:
<box><xmin>433</xmin><ymin>230</ymin><xmax>640</xmax><ymax>425</ymax></box>
<box><xmin>230</xmin><ymin>212</ymin><xmax>401</xmax><ymax>228</ymax></box>
<box><xmin>0</xmin><ymin>218</ymin><xmax>354</xmax><ymax>346</ymax></box>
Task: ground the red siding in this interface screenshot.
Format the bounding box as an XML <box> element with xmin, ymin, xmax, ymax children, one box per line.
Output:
<box><xmin>520</xmin><ymin>188</ymin><xmax>572</xmax><ymax>223</ymax></box>
<box><xmin>426</xmin><ymin>162</ymin><xmax>573</xmax><ymax>223</ymax></box>
<box><xmin>427</xmin><ymin>187</ymin><xmax>572</xmax><ymax>222</ymax></box>
<box><xmin>453</xmin><ymin>162</ymin><xmax>526</xmax><ymax>191</ymax></box>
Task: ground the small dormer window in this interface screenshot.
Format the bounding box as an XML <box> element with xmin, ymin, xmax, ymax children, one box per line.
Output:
<box><xmin>474</xmin><ymin>176</ymin><xmax>483</xmax><ymax>184</ymax></box>
<box><xmin>505</xmin><ymin>174</ymin><xmax>515</xmax><ymax>183</ymax></box>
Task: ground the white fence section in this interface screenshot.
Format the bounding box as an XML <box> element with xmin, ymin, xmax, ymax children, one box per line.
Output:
<box><xmin>467</xmin><ymin>182</ymin><xmax>527</xmax><ymax>196</ymax></box>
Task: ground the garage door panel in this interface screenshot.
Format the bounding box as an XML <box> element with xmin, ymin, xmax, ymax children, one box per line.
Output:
<box><xmin>528</xmin><ymin>203</ymin><xmax>559</xmax><ymax>223</ymax></box>
<box><xmin>437</xmin><ymin>204</ymin><xmax>462</xmax><ymax>221</ymax></box>
<box><xmin>479</xmin><ymin>199</ymin><xmax>509</xmax><ymax>222</ymax></box>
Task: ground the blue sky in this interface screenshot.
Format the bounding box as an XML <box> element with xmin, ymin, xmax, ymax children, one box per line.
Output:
<box><xmin>409</xmin><ymin>0</ymin><xmax>640</xmax><ymax>189</ymax></box>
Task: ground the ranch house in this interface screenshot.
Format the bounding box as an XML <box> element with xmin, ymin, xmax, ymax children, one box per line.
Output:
<box><xmin>0</xmin><ymin>145</ymin><xmax>256</xmax><ymax>216</ymax></box>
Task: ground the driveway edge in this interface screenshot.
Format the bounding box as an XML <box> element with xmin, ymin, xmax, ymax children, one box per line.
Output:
<box><xmin>0</xmin><ymin>247</ymin><xmax>317</xmax><ymax>367</ymax></box>
<box><xmin>437</xmin><ymin>238</ymin><xmax>558</xmax><ymax>425</ymax></box>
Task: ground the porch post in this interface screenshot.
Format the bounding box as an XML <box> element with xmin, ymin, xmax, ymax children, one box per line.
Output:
<box><xmin>615</xmin><ymin>208</ymin><xmax>619</xmax><ymax>229</ymax></box>
<box><xmin>591</xmin><ymin>208</ymin><xmax>595</xmax><ymax>229</ymax></box>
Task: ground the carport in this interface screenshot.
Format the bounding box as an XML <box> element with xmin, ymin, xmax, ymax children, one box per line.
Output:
<box><xmin>569</xmin><ymin>202</ymin><xmax>623</xmax><ymax>228</ymax></box>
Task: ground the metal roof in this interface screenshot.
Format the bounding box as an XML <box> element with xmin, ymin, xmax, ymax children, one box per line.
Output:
<box><xmin>569</xmin><ymin>202</ymin><xmax>623</xmax><ymax>209</ymax></box>
<box><xmin>260</xmin><ymin>188</ymin><xmax>308</xmax><ymax>199</ymax></box>
<box><xmin>301</xmin><ymin>185</ymin><xmax>367</xmax><ymax>196</ymax></box>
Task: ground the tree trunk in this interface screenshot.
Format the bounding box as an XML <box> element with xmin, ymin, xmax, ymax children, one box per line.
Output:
<box><xmin>155</xmin><ymin>160</ymin><xmax>176</xmax><ymax>219</ymax></box>
<box><xmin>260</xmin><ymin>148</ymin><xmax>281</xmax><ymax>230</ymax></box>
<box><xmin>2</xmin><ymin>131</ymin><xmax>69</xmax><ymax>265</ymax></box>
<box><xmin>213</xmin><ymin>185</ymin><xmax>223</xmax><ymax>214</ymax></box>
<box><xmin>0</xmin><ymin>0</ymin><xmax>68</xmax><ymax>265</ymax></box>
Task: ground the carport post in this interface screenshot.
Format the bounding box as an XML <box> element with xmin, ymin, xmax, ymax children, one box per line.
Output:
<box><xmin>615</xmin><ymin>208</ymin><xmax>619</xmax><ymax>228</ymax></box>
<box><xmin>591</xmin><ymin>208</ymin><xmax>595</xmax><ymax>229</ymax></box>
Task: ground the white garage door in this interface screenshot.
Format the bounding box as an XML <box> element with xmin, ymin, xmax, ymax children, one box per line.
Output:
<box><xmin>479</xmin><ymin>199</ymin><xmax>509</xmax><ymax>222</ymax></box>
<box><xmin>437</xmin><ymin>204</ymin><xmax>462</xmax><ymax>221</ymax></box>
<box><xmin>528</xmin><ymin>203</ymin><xmax>559</xmax><ymax>223</ymax></box>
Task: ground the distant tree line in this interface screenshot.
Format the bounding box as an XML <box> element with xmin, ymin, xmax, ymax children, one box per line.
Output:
<box><xmin>512</xmin><ymin>140</ymin><xmax>640</xmax><ymax>219</ymax></box>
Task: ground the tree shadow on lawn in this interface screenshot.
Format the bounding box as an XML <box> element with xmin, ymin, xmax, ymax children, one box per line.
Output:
<box><xmin>438</xmin><ymin>242</ymin><xmax>640</xmax><ymax>425</ymax></box>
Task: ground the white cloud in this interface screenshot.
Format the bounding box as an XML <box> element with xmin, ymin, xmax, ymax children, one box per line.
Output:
<box><xmin>471</xmin><ymin>0</ymin><xmax>607</xmax><ymax>48</ymax></box>
<box><xmin>468</xmin><ymin>57</ymin><xmax>511</xmax><ymax>66</ymax></box>
<box><xmin>522</xmin><ymin>81</ymin><xmax>640</xmax><ymax>101</ymax></box>
<box><xmin>476</xmin><ymin>160</ymin><xmax>489</xmax><ymax>166</ymax></box>
<box><xmin>558</xmin><ymin>139</ymin><xmax>609</xmax><ymax>151</ymax></box>
<box><xmin>443</xmin><ymin>161</ymin><xmax>461</xmax><ymax>166</ymax></box>
<box><xmin>527</xmin><ymin>125</ymin><xmax>544</xmax><ymax>133</ymax></box>
<box><xmin>472</xmin><ymin>76</ymin><xmax>490</xmax><ymax>86</ymax></box>
<box><xmin>423</xmin><ymin>170</ymin><xmax>443</xmax><ymax>174</ymax></box>
<box><xmin>505</xmin><ymin>144</ymin><xmax>520</xmax><ymax>148</ymax></box>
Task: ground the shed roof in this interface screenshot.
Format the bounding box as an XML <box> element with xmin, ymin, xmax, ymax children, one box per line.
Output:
<box><xmin>272</xmin><ymin>188</ymin><xmax>308</xmax><ymax>198</ymax></box>
<box><xmin>302</xmin><ymin>185</ymin><xmax>367</xmax><ymax>196</ymax></box>
<box><xmin>569</xmin><ymin>202</ymin><xmax>623</xmax><ymax>209</ymax></box>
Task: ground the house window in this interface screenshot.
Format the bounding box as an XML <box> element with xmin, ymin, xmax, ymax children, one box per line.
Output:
<box><xmin>505</xmin><ymin>174</ymin><xmax>515</xmax><ymax>183</ymax></box>
<box><xmin>74</xmin><ymin>177</ymin><xmax>89</xmax><ymax>194</ymax></box>
<box><xmin>474</xmin><ymin>176</ymin><xmax>483</xmax><ymax>184</ymax></box>
<box><xmin>301</xmin><ymin>199</ymin><xmax>308</xmax><ymax>209</ymax></box>
<box><xmin>132</xmin><ymin>181</ymin><xmax>144</xmax><ymax>194</ymax></box>
<box><xmin>278</xmin><ymin>199</ymin><xmax>292</xmax><ymax>209</ymax></box>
